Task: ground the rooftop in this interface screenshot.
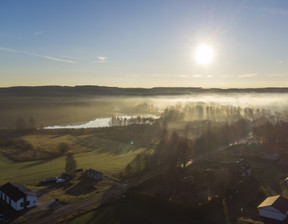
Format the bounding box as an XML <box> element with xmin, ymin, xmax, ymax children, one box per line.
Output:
<box><xmin>258</xmin><ymin>195</ymin><xmax>288</xmax><ymax>214</ymax></box>
<box><xmin>86</xmin><ymin>168</ymin><xmax>102</xmax><ymax>174</ymax></box>
<box><xmin>0</xmin><ymin>183</ymin><xmax>37</xmax><ymax>202</ymax></box>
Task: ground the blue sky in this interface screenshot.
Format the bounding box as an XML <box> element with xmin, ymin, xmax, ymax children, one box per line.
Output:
<box><xmin>1</xmin><ymin>0</ymin><xmax>288</xmax><ymax>88</ymax></box>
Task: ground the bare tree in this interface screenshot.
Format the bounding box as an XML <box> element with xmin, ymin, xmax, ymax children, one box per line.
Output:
<box><xmin>65</xmin><ymin>153</ymin><xmax>77</xmax><ymax>178</ymax></box>
<box><xmin>177</xmin><ymin>137</ymin><xmax>191</xmax><ymax>168</ymax></box>
<box><xmin>28</xmin><ymin>117</ymin><xmax>36</xmax><ymax>129</ymax></box>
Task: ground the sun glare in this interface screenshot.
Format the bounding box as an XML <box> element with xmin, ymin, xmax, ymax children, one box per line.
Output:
<box><xmin>194</xmin><ymin>44</ymin><xmax>214</xmax><ymax>65</ymax></box>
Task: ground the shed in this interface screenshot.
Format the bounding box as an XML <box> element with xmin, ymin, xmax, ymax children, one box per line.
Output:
<box><xmin>86</xmin><ymin>169</ymin><xmax>103</xmax><ymax>181</ymax></box>
<box><xmin>258</xmin><ymin>195</ymin><xmax>288</xmax><ymax>221</ymax></box>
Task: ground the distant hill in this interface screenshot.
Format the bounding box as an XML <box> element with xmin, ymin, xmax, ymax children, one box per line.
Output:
<box><xmin>1</xmin><ymin>85</ymin><xmax>288</xmax><ymax>97</ymax></box>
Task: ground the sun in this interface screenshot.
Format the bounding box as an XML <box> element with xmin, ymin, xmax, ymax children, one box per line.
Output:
<box><xmin>194</xmin><ymin>44</ymin><xmax>214</xmax><ymax>65</ymax></box>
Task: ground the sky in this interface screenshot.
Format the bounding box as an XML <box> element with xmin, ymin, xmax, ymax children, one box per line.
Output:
<box><xmin>1</xmin><ymin>0</ymin><xmax>288</xmax><ymax>88</ymax></box>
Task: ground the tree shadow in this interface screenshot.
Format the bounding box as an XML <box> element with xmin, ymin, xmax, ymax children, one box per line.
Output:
<box><xmin>20</xmin><ymin>157</ymin><xmax>60</xmax><ymax>169</ymax></box>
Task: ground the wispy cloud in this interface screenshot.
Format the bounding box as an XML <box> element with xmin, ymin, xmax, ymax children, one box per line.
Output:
<box><xmin>179</xmin><ymin>74</ymin><xmax>189</xmax><ymax>78</ymax></box>
<box><xmin>126</xmin><ymin>73</ymin><xmax>212</xmax><ymax>79</ymax></box>
<box><xmin>41</xmin><ymin>56</ymin><xmax>76</xmax><ymax>63</ymax></box>
<box><xmin>34</xmin><ymin>31</ymin><xmax>45</xmax><ymax>36</ymax></box>
<box><xmin>92</xmin><ymin>56</ymin><xmax>107</xmax><ymax>63</ymax></box>
<box><xmin>262</xmin><ymin>8</ymin><xmax>288</xmax><ymax>16</ymax></box>
<box><xmin>60</xmin><ymin>55</ymin><xmax>79</xmax><ymax>60</ymax></box>
<box><xmin>192</xmin><ymin>74</ymin><xmax>203</xmax><ymax>78</ymax></box>
<box><xmin>278</xmin><ymin>59</ymin><xmax>288</xmax><ymax>65</ymax></box>
<box><xmin>0</xmin><ymin>46</ymin><xmax>77</xmax><ymax>64</ymax></box>
<box><xmin>0</xmin><ymin>47</ymin><xmax>17</xmax><ymax>53</ymax></box>
<box><xmin>267</xmin><ymin>74</ymin><xmax>287</xmax><ymax>77</ymax></box>
<box><xmin>238</xmin><ymin>73</ymin><xmax>258</xmax><ymax>78</ymax></box>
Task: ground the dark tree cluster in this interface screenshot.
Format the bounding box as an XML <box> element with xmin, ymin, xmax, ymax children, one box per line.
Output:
<box><xmin>194</xmin><ymin>119</ymin><xmax>250</xmax><ymax>157</ymax></box>
<box><xmin>161</xmin><ymin>103</ymin><xmax>285</xmax><ymax>124</ymax></box>
<box><xmin>110</xmin><ymin>116</ymin><xmax>157</xmax><ymax>127</ymax></box>
<box><xmin>15</xmin><ymin>117</ymin><xmax>36</xmax><ymax>130</ymax></box>
<box><xmin>253</xmin><ymin>121</ymin><xmax>288</xmax><ymax>152</ymax></box>
<box><xmin>124</xmin><ymin>123</ymin><xmax>194</xmax><ymax>177</ymax></box>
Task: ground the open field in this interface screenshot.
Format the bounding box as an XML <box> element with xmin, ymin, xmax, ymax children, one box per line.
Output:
<box><xmin>0</xmin><ymin>133</ymin><xmax>147</xmax><ymax>186</ymax></box>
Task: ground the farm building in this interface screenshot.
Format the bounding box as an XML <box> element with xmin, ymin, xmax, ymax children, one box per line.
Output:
<box><xmin>258</xmin><ymin>195</ymin><xmax>288</xmax><ymax>221</ymax></box>
<box><xmin>235</xmin><ymin>159</ymin><xmax>251</xmax><ymax>176</ymax></box>
<box><xmin>86</xmin><ymin>169</ymin><xmax>103</xmax><ymax>181</ymax></box>
<box><xmin>285</xmin><ymin>177</ymin><xmax>288</xmax><ymax>187</ymax></box>
<box><xmin>0</xmin><ymin>183</ymin><xmax>37</xmax><ymax>211</ymax></box>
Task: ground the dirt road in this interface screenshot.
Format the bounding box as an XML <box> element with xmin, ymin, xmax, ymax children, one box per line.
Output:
<box><xmin>33</xmin><ymin>182</ymin><xmax>135</xmax><ymax>224</ymax></box>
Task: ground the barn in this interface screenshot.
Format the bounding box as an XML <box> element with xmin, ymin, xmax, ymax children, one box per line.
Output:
<box><xmin>86</xmin><ymin>169</ymin><xmax>103</xmax><ymax>181</ymax></box>
<box><xmin>258</xmin><ymin>195</ymin><xmax>288</xmax><ymax>221</ymax></box>
<box><xmin>0</xmin><ymin>182</ymin><xmax>37</xmax><ymax>211</ymax></box>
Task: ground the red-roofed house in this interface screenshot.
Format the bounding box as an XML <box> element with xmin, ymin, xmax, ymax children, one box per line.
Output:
<box><xmin>258</xmin><ymin>195</ymin><xmax>288</xmax><ymax>221</ymax></box>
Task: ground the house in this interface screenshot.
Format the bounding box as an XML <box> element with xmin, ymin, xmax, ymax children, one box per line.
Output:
<box><xmin>235</xmin><ymin>159</ymin><xmax>251</xmax><ymax>176</ymax></box>
<box><xmin>0</xmin><ymin>183</ymin><xmax>37</xmax><ymax>211</ymax></box>
<box><xmin>41</xmin><ymin>177</ymin><xmax>57</xmax><ymax>183</ymax></box>
<box><xmin>86</xmin><ymin>169</ymin><xmax>103</xmax><ymax>181</ymax></box>
<box><xmin>61</xmin><ymin>173</ymin><xmax>72</xmax><ymax>181</ymax></box>
<box><xmin>258</xmin><ymin>195</ymin><xmax>288</xmax><ymax>221</ymax></box>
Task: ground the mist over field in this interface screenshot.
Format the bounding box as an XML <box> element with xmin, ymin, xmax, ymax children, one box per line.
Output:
<box><xmin>1</xmin><ymin>89</ymin><xmax>288</xmax><ymax>129</ymax></box>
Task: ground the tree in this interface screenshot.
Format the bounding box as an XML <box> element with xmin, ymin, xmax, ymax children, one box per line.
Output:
<box><xmin>28</xmin><ymin>117</ymin><xmax>36</xmax><ymax>129</ymax></box>
<box><xmin>65</xmin><ymin>153</ymin><xmax>77</xmax><ymax>177</ymax></box>
<box><xmin>134</xmin><ymin>154</ymin><xmax>142</xmax><ymax>172</ymax></box>
<box><xmin>15</xmin><ymin>117</ymin><xmax>27</xmax><ymax>130</ymax></box>
<box><xmin>58</xmin><ymin>142</ymin><xmax>70</xmax><ymax>155</ymax></box>
<box><xmin>177</xmin><ymin>137</ymin><xmax>191</xmax><ymax>168</ymax></box>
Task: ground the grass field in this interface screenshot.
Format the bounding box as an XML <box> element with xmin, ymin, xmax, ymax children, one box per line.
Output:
<box><xmin>0</xmin><ymin>133</ymin><xmax>147</xmax><ymax>186</ymax></box>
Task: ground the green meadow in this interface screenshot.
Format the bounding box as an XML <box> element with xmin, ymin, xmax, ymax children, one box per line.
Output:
<box><xmin>0</xmin><ymin>133</ymin><xmax>147</xmax><ymax>186</ymax></box>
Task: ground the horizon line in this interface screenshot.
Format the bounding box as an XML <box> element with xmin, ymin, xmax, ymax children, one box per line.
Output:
<box><xmin>1</xmin><ymin>85</ymin><xmax>288</xmax><ymax>90</ymax></box>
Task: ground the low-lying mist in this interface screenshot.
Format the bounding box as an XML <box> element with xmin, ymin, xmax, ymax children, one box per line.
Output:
<box><xmin>1</xmin><ymin>92</ymin><xmax>288</xmax><ymax>129</ymax></box>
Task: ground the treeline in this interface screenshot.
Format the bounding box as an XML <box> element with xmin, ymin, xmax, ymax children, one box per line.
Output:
<box><xmin>109</xmin><ymin>116</ymin><xmax>157</xmax><ymax>127</ymax></box>
<box><xmin>194</xmin><ymin>119</ymin><xmax>250</xmax><ymax>157</ymax></box>
<box><xmin>161</xmin><ymin>104</ymin><xmax>286</xmax><ymax>123</ymax></box>
<box><xmin>254</xmin><ymin>121</ymin><xmax>288</xmax><ymax>149</ymax></box>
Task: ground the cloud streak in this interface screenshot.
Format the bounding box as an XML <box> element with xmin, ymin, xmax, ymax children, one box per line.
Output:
<box><xmin>41</xmin><ymin>56</ymin><xmax>76</xmax><ymax>63</ymax></box>
<box><xmin>179</xmin><ymin>74</ymin><xmax>189</xmax><ymax>78</ymax></box>
<box><xmin>92</xmin><ymin>56</ymin><xmax>107</xmax><ymax>63</ymax></box>
<box><xmin>34</xmin><ymin>31</ymin><xmax>45</xmax><ymax>36</ymax></box>
<box><xmin>238</xmin><ymin>73</ymin><xmax>258</xmax><ymax>78</ymax></box>
<box><xmin>192</xmin><ymin>74</ymin><xmax>203</xmax><ymax>78</ymax></box>
<box><xmin>0</xmin><ymin>46</ymin><xmax>77</xmax><ymax>64</ymax></box>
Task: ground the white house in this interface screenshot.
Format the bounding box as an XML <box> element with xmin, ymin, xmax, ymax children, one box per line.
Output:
<box><xmin>86</xmin><ymin>169</ymin><xmax>103</xmax><ymax>181</ymax></box>
<box><xmin>285</xmin><ymin>177</ymin><xmax>288</xmax><ymax>187</ymax></box>
<box><xmin>0</xmin><ymin>183</ymin><xmax>37</xmax><ymax>211</ymax></box>
<box><xmin>258</xmin><ymin>195</ymin><xmax>288</xmax><ymax>221</ymax></box>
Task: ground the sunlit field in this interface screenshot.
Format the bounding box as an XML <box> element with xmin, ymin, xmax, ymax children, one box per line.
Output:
<box><xmin>0</xmin><ymin>147</ymin><xmax>145</xmax><ymax>185</ymax></box>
